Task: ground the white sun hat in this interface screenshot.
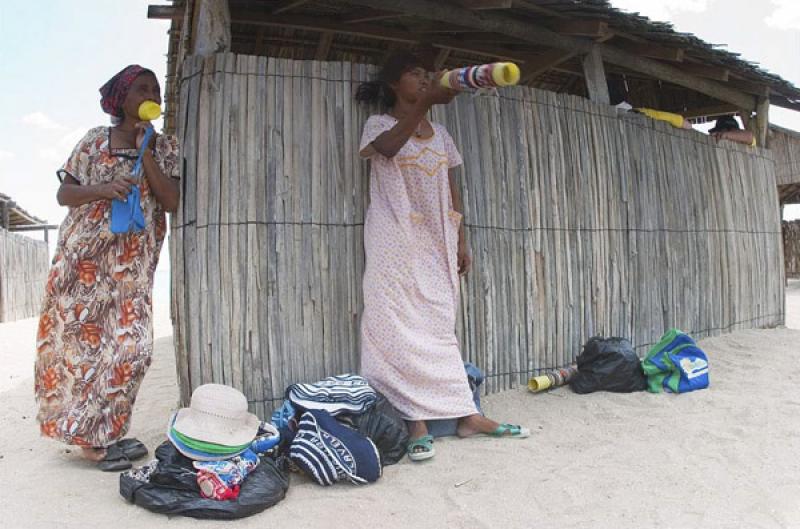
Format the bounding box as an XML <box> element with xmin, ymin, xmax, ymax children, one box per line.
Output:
<box><xmin>172</xmin><ymin>384</ymin><xmax>261</xmax><ymax>447</ymax></box>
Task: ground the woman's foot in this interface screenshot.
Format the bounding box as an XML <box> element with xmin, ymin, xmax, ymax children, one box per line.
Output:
<box><xmin>80</xmin><ymin>447</ymin><xmax>107</xmax><ymax>462</ymax></box>
<box><xmin>406</xmin><ymin>420</ymin><xmax>436</xmax><ymax>461</ymax></box>
<box><xmin>456</xmin><ymin>414</ymin><xmax>501</xmax><ymax>437</ymax></box>
<box><xmin>456</xmin><ymin>414</ymin><xmax>530</xmax><ymax>438</ymax></box>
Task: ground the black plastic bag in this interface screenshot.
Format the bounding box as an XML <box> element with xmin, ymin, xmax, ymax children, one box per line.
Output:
<box><xmin>120</xmin><ymin>441</ymin><xmax>289</xmax><ymax>520</ymax></box>
<box><xmin>570</xmin><ymin>337</ymin><xmax>648</xmax><ymax>394</ymax></box>
<box><xmin>344</xmin><ymin>393</ymin><xmax>409</xmax><ymax>466</ymax></box>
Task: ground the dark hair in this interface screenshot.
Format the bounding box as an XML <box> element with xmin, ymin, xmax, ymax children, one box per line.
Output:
<box><xmin>709</xmin><ymin>115</ymin><xmax>741</xmax><ymax>133</ymax></box>
<box><xmin>355</xmin><ymin>51</ymin><xmax>424</xmax><ymax>108</ymax></box>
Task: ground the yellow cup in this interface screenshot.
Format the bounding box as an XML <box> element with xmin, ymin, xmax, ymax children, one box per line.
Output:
<box><xmin>492</xmin><ymin>62</ymin><xmax>520</xmax><ymax>87</ymax></box>
<box><xmin>138</xmin><ymin>101</ymin><xmax>162</xmax><ymax>121</ymax></box>
<box><xmin>527</xmin><ymin>375</ymin><xmax>553</xmax><ymax>393</ymax></box>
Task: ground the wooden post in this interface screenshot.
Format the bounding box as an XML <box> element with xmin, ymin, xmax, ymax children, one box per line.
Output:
<box><xmin>315</xmin><ymin>32</ymin><xmax>334</xmax><ymax>61</ymax></box>
<box><xmin>1</xmin><ymin>201</ymin><xmax>10</xmax><ymax>230</ymax></box>
<box><xmin>193</xmin><ymin>0</ymin><xmax>231</xmax><ymax>56</ymax></box>
<box><xmin>582</xmin><ymin>46</ymin><xmax>610</xmax><ymax>105</ymax></box>
<box><xmin>756</xmin><ymin>95</ymin><xmax>770</xmax><ymax>148</ymax></box>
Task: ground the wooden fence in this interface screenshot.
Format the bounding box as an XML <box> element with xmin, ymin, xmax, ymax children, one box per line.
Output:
<box><xmin>0</xmin><ymin>228</ymin><xmax>48</xmax><ymax>322</ymax></box>
<box><xmin>771</xmin><ymin>125</ymin><xmax>800</xmax><ymax>186</ymax></box>
<box><xmin>171</xmin><ymin>54</ymin><xmax>785</xmax><ymax>415</ymax></box>
<box><xmin>785</xmin><ymin>221</ymin><xmax>800</xmax><ymax>278</ymax></box>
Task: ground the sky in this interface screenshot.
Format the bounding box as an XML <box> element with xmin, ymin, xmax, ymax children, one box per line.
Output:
<box><xmin>0</xmin><ymin>0</ymin><xmax>798</xmax><ymax>249</ymax></box>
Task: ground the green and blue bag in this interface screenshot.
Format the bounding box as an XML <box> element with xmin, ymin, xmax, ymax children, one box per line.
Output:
<box><xmin>642</xmin><ymin>329</ymin><xmax>709</xmax><ymax>393</ymax></box>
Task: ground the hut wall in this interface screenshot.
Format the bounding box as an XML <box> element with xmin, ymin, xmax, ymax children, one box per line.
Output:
<box><xmin>771</xmin><ymin>127</ymin><xmax>800</xmax><ymax>186</ymax></box>
<box><xmin>784</xmin><ymin>221</ymin><xmax>800</xmax><ymax>278</ymax></box>
<box><xmin>171</xmin><ymin>54</ymin><xmax>785</xmax><ymax>415</ymax></box>
<box><xmin>0</xmin><ymin>228</ymin><xmax>49</xmax><ymax>322</ymax></box>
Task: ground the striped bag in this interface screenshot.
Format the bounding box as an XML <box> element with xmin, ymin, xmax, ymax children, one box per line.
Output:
<box><xmin>287</xmin><ymin>374</ymin><xmax>377</xmax><ymax>416</ymax></box>
<box><xmin>289</xmin><ymin>409</ymin><xmax>381</xmax><ymax>486</ymax></box>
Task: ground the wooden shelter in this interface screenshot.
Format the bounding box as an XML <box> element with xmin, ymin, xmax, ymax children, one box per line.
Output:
<box><xmin>0</xmin><ymin>193</ymin><xmax>52</xmax><ymax>322</ymax></box>
<box><xmin>770</xmin><ymin>125</ymin><xmax>800</xmax><ymax>205</ymax></box>
<box><xmin>149</xmin><ymin>0</ymin><xmax>798</xmax><ymax>413</ymax></box>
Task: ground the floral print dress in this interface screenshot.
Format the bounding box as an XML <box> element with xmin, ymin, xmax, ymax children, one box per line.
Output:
<box><xmin>35</xmin><ymin>126</ymin><xmax>179</xmax><ymax>448</ymax></box>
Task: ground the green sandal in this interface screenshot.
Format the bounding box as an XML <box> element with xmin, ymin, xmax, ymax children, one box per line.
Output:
<box><xmin>486</xmin><ymin>423</ymin><xmax>530</xmax><ymax>439</ymax></box>
<box><xmin>407</xmin><ymin>435</ymin><xmax>436</xmax><ymax>462</ymax></box>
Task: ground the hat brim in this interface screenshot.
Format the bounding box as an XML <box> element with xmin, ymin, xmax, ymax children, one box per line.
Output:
<box><xmin>166</xmin><ymin>413</ymin><xmax>252</xmax><ymax>461</ymax></box>
<box><xmin>172</xmin><ymin>407</ymin><xmax>261</xmax><ymax>447</ymax></box>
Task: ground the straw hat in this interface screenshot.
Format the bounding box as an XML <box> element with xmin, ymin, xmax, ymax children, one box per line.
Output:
<box><xmin>172</xmin><ymin>384</ymin><xmax>260</xmax><ymax>447</ymax></box>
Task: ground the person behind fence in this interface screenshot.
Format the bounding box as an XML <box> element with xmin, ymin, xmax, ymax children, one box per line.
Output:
<box><xmin>355</xmin><ymin>52</ymin><xmax>530</xmax><ymax>462</ymax></box>
<box><xmin>709</xmin><ymin>115</ymin><xmax>756</xmax><ymax>146</ymax></box>
<box><xmin>34</xmin><ymin>65</ymin><xmax>180</xmax><ymax>471</ymax></box>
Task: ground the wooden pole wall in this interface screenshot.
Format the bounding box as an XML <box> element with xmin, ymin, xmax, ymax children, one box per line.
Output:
<box><xmin>0</xmin><ymin>229</ymin><xmax>49</xmax><ymax>322</ymax></box>
<box><xmin>784</xmin><ymin>220</ymin><xmax>800</xmax><ymax>278</ymax></box>
<box><xmin>171</xmin><ymin>54</ymin><xmax>785</xmax><ymax>414</ymax></box>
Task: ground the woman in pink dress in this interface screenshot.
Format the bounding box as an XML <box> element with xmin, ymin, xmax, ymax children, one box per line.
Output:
<box><xmin>356</xmin><ymin>52</ymin><xmax>529</xmax><ymax>462</ymax></box>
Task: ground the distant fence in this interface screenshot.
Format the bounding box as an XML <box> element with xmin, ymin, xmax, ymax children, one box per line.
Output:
<box><xmin>172</xmin><ymin>54</ymin><xmax>785</xmax><ymax>416</ymax></box>
<box><xmin>785</xmin><ymin>221</ymin><xmax>800</xmax><ymax>278</ymax></box>
<box><xmin>771</xmin><ymin>126</ymin><xmax>800</xmax><ymax>186</ymax></box>
<box><xmin>0</xmin><ymin>228</ymin><xmax>48</xmax><ymax>322</ymax></box>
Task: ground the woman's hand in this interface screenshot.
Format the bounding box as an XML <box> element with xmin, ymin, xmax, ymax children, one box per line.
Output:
<box><xmin>458</xmin><ymin>237</ymin><xmax>472</xmax><ymax>276</ymax></box>
<box><xmin>135</xmin><ymin>122</ymin><xmax>157</xmax><ymax>150</ymax></box>
<box><xmin>98</xmin><ymin>177</ymin><xmax>136</xmax><ymax>201</ymax></box>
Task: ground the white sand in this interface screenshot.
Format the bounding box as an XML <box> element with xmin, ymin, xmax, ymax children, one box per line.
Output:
<box><xmin>2</xmin><ymin>280</ymin><xmax>799</xmax><ymax>529</ymax></box>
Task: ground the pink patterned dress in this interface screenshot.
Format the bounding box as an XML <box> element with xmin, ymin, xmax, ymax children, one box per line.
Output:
<box><xmin>359</xmin><ymin>114</ymin><xmax>477</xmax><ymax>421</ymax></box>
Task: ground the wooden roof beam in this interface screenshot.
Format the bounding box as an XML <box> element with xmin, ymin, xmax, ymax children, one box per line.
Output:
<box><xmin>521</xmin><ymin>49</ymin><xmax>578</xmax><ymax>83</ymax></box>
<box><xmin>232</xmin><ymin>12</ymin><xmax>418</xmax><ymax>44</ymax></box>
<box><xmin>343</xmin><ymin>10</ymin><xmax>410</xmax><ymax>24</ymax></box>
<box><xmin>511</xmin><ymin>0</ymin><xmax>566</xmax><ymax>18</ymax></box>
<box><xmin>553</xmin><ymin>19</ymin><xmax>610</xmax><ymax>38</ymax></box>
<box><xmin>456</xmin><ymin>0</ymin><xmax>513</xmax><ymax>9</ymax></box>
<box><xmin>272</xmin><ymin>0</ymin><xmax>310</xmax><ymax>15</ymax></box>
<box><xmin>340</xmin><ymin>0</ymin><xmax>756</xmax><ymax>110</ymax></box>
<box><xmin>682</xmin><ymin>104</ymin><xmax>738</xmax><ymax>119</ymax></box>
<box><xmin>615</xmin><ymin>43</ymin><xmax>685</xmax><ymax>62</ymax></box>
<box><xmin>232</xmin><ymin>12</ymin><xmax>537</xmax><ymax>62</ymax></box>
<box><xmin>726</xmin><ymin>78</ymin><xmax>771</xmax><ymax>98</ymax></box>
<box><xmin>434</xmin><ymin>48</ymin><xmax>451</xmax><ymax>69</ymax></box>
<box><xmin>148</xmin><ymin>5</ymin><xmax>184</xmax><ymax>20</ymax></box>
<box><xmin>679</xmin><ymin>63</ymin><xmax>730</xmax><ymax>82</ymax></box>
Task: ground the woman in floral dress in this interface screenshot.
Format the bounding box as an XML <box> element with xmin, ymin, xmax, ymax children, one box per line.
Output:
<box><xmin>356</xmin><ymin>52</ymin><xmax>529</xmax><ymax>462</ymax></box>
<box><xmin>35</xmin><ymin>65</ymin><xmax>179</xmax><ymax>471</ymax></box>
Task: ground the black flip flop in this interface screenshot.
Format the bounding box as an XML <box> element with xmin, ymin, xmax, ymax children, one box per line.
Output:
<box><xmin>115</xmin><ymin>438</ymin><xmax>148</xmax><ymax>460</ymax></box>
<box><xmin>97</xmin><ymin>443</ymin><xmax>132</xmax><ymax>472</ymax></box>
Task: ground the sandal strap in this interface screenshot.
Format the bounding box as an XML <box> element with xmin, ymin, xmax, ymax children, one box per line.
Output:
<box><xmin>407</xmin><ymin>435</ymin><xmax>434</xmax><ymax>453</ymax></box>
<box><xmin>495</xmin><ymin>424</ymin><xmax>521</xmax><ymax>436</ymax></box>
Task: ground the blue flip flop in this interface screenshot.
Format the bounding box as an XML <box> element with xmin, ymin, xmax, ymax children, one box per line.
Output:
<box><xmin>407</xmin><ymin>435</ymin><xmax>435</xmax><ymax>461</ymax></box>
<box><xmin>485</xmin><ymin>423</ymin><xmax>530</xmax><ymax>439</ymax></box>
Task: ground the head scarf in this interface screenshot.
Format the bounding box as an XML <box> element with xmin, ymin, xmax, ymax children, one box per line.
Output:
<box><xmin>99</xmin><ymin>65</ymin><xmax>155</xmax><ymax>118</ymax></box>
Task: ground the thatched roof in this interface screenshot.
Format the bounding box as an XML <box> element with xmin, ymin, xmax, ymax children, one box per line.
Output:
<box><xmin>150</xmin><ymin>0</ymin><xmax>800</xmax><ymax>132</ymax></box>
<box><xmin>0</xmin><ymin>192</ymin><xmax>47</xmax><ymax>229</ymax></box>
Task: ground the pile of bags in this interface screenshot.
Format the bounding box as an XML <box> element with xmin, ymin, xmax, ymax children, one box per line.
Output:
<box><xmin>566</xmin><ymin>329</ymin><xmax>709</xmax><ymax>395</ymax></box>
<box><xmin>121</xmin><ymin>374</ymin><xmax>410</xmax><ymax>519</ymax></box>
<box><xmin>120</xmin><ymin>384</ymin><xmax>287</xmax><ymax>519</ymax></box>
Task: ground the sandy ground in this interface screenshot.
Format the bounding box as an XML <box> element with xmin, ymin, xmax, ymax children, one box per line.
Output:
<box><xmin>2</xmin><ymin>281</ymin><xmax>799</xmax><ymax>529</ymax></box>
